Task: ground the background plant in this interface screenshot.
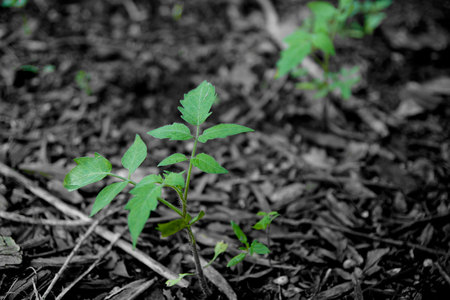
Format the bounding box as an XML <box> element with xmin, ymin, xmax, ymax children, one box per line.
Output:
<box><xmin>276</xmin><ymin>0</ymin><xmax>391</xmax><ymax>111</ymax></box>
<box><xmin>64</xmin><ymin>80</ymin><xmax>253</xmax><ymax>295</ymax></box>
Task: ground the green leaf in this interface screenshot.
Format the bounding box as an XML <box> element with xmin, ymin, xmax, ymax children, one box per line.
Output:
<box><xmin>2</xmin><ymin>0</ymin><xmax>27</xmax><ymax>7</ymax></box>
<box><xmin>19</xmin><ymin>65</ymin><xmax>39</xmax><ymax>73</ymax></box>
<box><xmin>204</xmin><ymin>241</ymin><xmax>228</xmax><ymax>268</ymax></box>
<box><xmin>163</xmin><ymin>171</ymin><xmax>185</xmax><ymax>189</ymax></box>
<box><xmin>364</xmin><ymin>13</ymin><xmax>386</xmax><ymax>34</ymax></box>
<box><xmin>312</xmin><ymin>32</ymin><xmax>335</xmax><ymax>55</ymax></box>
<box><xmin>157</xmin><ymin>218</ymin><xmax>189</xmax><ymax>237</ymax></box>
<box><xmin>192</xmin><ymin>153</ymin><xmax>228</xmax><ymax>174</ymax></box>
<box><xmin>64</xmin><ymin>153</ymin><xmax>112</xmax><ymax>191</ymax></box>
<box><xmin>75</xmin><ymin>70</ymin><xmax>91</xmax><ymax>95</ymax></box>
<box><xmin>307</xmin><ymin>1</ymin><xmax>337</xmax><ymax>19</ymax></box>
<box><xmin>296</xmin><ymin>81</ymin><xmax>319</xmax><ymax>90</ymax></box>
<box><xmin>178</xmin><ymin>81</ymin><xmax>217</xmax><ymax>126</ymax></box>
<box><xmin>147</xmin><ymin>123</ymin><xmax>193</xmax><ymax>141</ymax></box>
<box><xmin>227</xmin><ymin>252</ymin><xmax>247</xmax><ymax>267</ymax></box>
<box><xmin>230</xmin><ymin>221</ymin><xmax>248</xmax><ymax>247</ymax></box>
<box><xmin>125</xmin><ymin>180</ymin><xmax>162</xmax><ymax>247</ymax></box>
<box><xmin>189</xmin><ymin>210</ymin><xmax>205</xmax><ymax>225</ymax></box>
<box><xmin>158</xmin><ymin>153</ymin><xmax>188</xmax><ymax>167</ymax></box>
<box><xmin>166</xmin><ymin>273</ymin><xmax>193</xmax><ymax>287</ymax></box>
<box><xmin>91</xmin><ymin>181</ymin><xmax>128</xmax><ymax>216</ymax></box>
<box><xmin>253</xmin><ymin>211</ymin><xmax>280</xmax><ymax>230</ymax></box>
<box><xmin>198</xmin><ymin>124</ymin><xmax>254</xmax><ymax>143</ymax></box>
<box><xmin>250</xmin><ymin>240</ymin><xmax>270</xmax><ymax>255</ymax></box>
<box><xmin>121</xmin><ymin>134</ymin><xmax>147</xmax><ymax>176</ymax></box>
<box><xmin>276</xmin><ymin>30</ymin><xmax>312</xmax><ymax>77</ymax></box>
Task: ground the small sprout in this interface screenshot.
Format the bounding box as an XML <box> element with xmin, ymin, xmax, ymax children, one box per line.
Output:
<box><xmin>253</xmin><ymin>211</ymin><xmax>280</xmax><ymax>231</ymax></box>
<box><xmin>63</xmin><ymin>81</ymin><xmax>254</xmax><ymax>294</ymax></box>
<box><xmin>75</xmin><ymin>70</ymin><xmax>92</xmax><ymax>95</ymax></box>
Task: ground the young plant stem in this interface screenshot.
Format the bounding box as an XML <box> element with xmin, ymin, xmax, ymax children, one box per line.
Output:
<box><xmin>266</xmin><ymin>227</ymin><xmax>272</xmax><ymax>267</ymax></box>
<box><xmin>180</xmin><ymin>125</ymin><xmax>210</xmax><ymax>295</ymax></box>
<box><xmin>322</xmin><ymin>53</ymin><xmax>331</xmax><ymax>131</ymax></box>
<box><xmin>186</xmin><ymin>226</ymin><xmax>210</xmax><ymax>296</ymax></box>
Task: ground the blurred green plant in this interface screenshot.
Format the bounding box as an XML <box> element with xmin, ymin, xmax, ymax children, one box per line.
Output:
<box><xmin>63</xmin><ymin>81</ymin><xmax>254</xmax><ymax>295</ymax></box>
<box><xmin>1</xmin><ymin>0</ymin><xmax>27</xmax><ymax>7</ymax></box>
<box><xmin>276</xmin><ymin>0</ymin><xmax>391</xmax><ymax>106</ymax></box>
<box><xmin>75</xmin><ymin>70</ymin><xmax>92</xmax><ymax>95</ymax></box>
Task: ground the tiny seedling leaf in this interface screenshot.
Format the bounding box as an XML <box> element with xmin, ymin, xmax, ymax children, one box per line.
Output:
<box><xmin>125</xmin><ymin>180</ymin><xmax>162</xmax><ymax>247</ymax></box>
<box><xmin>276</xmin><ymin>30</ymin><xmax>312</xmax><ymax>77</ymax></box>
<box><xmin>204</xmin><ymin>241</ymin><xmax>228</xmax><ymax>268</ymax></box>
<box><xmin>250</xmin><ymin>240</ymin><xmax>270</xmax><ymax>255</ymax></box>
<box><xmin>64</xmin><ymin>153</ymin><xmax>112</xmax><ymax>191</ymax></box>
<box><xmin>158</xmin><ymin>153</ymin><xmax>188</xmax><ymax>167</ymax></box>
<box><xmin>227</xmin><ymin>252</ymin><xmax>247</xmax><ymax>267</ymax></box>
<box><xmin>90</xmin><ymin>181</ymin><xmax>128</xmax><ymax>217</ymax></box>
<box><xmin>157</xmin><ymin>218</ymin><xmax>189</xmax><ymax>237</ymax></box>
<box><xmin>230</xmin><ymin>221</ymin><xmax>248</xmax><ymax>247</ymax></box>
<box><xmin>189</xmin><ymin>210</ymin><xmax>205</xmax><ymax>225</ymax></box>
<box><xmin>192</xmin><ymin>153</ymin><xmax>228</xmax><ymax>174</ymax></box>
<box><xmin>178</xmin><ymin>81</ymin><xmax>217</xmax><ymax>126</ymax></box>
<box><xmin>166</xmin><ymin>273</ymin><xmax>193</xmax><ymax>287</ymax></box>
<box><xmin>147</xmin><ymin>123</ymin><xmax>193</xmax><ymax>141</ymax></box>
<box><xmin>253</xmin><ymin>211</ymin><xmax>280</xmax><ymax>230</ymax></box>
<box><xmin>198</xmin><ymin>123</ymin><xmax>254</xmax><ymax>143</ymax></box>
<box><xmin>163</xmin><ymin>171</ymin><xmax>185</xmax><ymax>189</ymax></box>
<box><xmin>121</xmin><ymin>134</ymin><xmax>147</xmax><ymax>176</ymax></box>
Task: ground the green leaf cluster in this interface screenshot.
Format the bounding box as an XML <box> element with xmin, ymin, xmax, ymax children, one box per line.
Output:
<box><xmin>276</xmin><ymin>0</ymin><xmax>391</xmax><ymax>100</ymax></box>
<box><xmin>227</xmin><ymin>221</ymin><xmax>270</xmax><ymax>267</ymax></box>
<box><xmin>64</xmin><ymin>81</ymin><xmax>254</xmax><ymax>254</ymax></box>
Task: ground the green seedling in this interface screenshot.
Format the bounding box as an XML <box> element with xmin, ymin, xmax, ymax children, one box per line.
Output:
<box><xmin>75</xmin><ymin>70</ymin><xmax>92</xmax><ymax>95</ymax></box>
<box><xmin>19</xmin><ymin>64</ymin><xmax>55</xmax><ymax>74</ymax></box>
<box><xmin>227</xmin><ymin>221</ymin><xmax>270</xmax><ymax>267</ymax></box>
<box><xmin>253</xmin><ymin>211</ymin><xmax>279</xmax><ymax>264</ymax></box>
<box><xmin>1</xmin><ymin>0</ymin><xmax>27</xmax><ymax>7</ymax></box>
<box><xmin>64</xmin><ymin>81</ymin><xmax>253</xmax><ymax>295</ymax></box>
<box><xmin>276</xmin><ymin>0</ymin><xmax>391</xmax><ymax>124</ymax></box>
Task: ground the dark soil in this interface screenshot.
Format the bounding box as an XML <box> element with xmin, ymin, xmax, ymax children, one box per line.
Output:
<box><xmin>1</xmin><ymin>0</ymin><xmax>450</xmax><ymax>299</ymax></box>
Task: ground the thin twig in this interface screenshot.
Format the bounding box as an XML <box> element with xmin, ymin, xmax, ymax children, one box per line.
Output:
<box><xmin>435</xmin><ymin>261</ymin><xmax>450</xmax><ymax>287</ymax></box>
<box><xmin>0</xmin><ymin>211</ymin><xmax>92</xmax><ymax>227</ymax></box>
<box><xmin>55</xmin><ymin>227</ymin><xmax>127</xmax><ymax>300</ymax></box>
<box><xmin>42</xmin><ymin>218</ymin><xmax>101</xmax><ymax>299</ymax></box>
<box><xmin>0</xmin><ymin>161</ymin><xmax>189</xmax><ymax>288</ymax></box>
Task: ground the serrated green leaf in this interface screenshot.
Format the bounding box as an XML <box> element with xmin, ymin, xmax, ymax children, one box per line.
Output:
<box><xmin>189</xmin><ymin>210</ymin><xmax>205</xmax><ymax>225</ymax></box>
<box><xmin>308</xmin><ymin>1</ymin><xmax>337</xmax><ymax>19</ymax></box>
<box><xmin>227</xmin><ymin>252</ymin><xmax>247</xmax><ymax>267</ymax></box>
<box><xmin>231</xmin><ymin>221</ymin><xmax>248</xmax><ymax>247</ymax></box>
<box><xmin>198</xmin><ymin>124</ymin><xmax>254</xmax><ymax>143</ymax></box>
<box><xmin>125</xmin><ymin>181</ymin><xmax>162</xmax><ymax>247</ymax></box>
<box><xmin>250</xmin><ymin>240</ymin><xmax>270</xmax><ymax>255</ymax></box>
<box><xmin>90</xmin><ymin>181</ymin><xmax>128</xmax><ymax>216</ymax></box>
<box><xmin>178</xmin><ymin>81</ymin><xmax>217</xmax><ymax>126</ymax></box>
<box><xmin>163</xmin><ymin>171</ymin><xmax>185</xmax><ymax>189</ymax></box>
<box><xmin>64</xmin><ymin>153</ymin><xmax>112</xmax><ymax>191</ymax></box>
<box><xmin>157</xmin><ymin>218</ymin><xmax>189</xmax><ymax>237</ymax></box>
<box><xmin>276</xmin><ymin>30</ymin><xmax>312</xmax><ymax>77</ymax></box>
<box><xmin>312</xmin><ymin>32</ymin><xmax>335</xmax><ymax>55</ymax></box>
<box><xmin>147</xmin><ymin>123</ymin><xmax>193</xmax><ymax>141</ymax></box>
<box><xmin>121</xmin><ymin>134</ymin><xmax>147</xmax><ymax>176</ymax></box>
<box><xmin>192</xmin><ymin>153</ymin><xmax>228</xmax><ymax>174</ymax></box>
<box><xmin>166</xmin><ymin>273</ymin><xmax>193</xmax><ymax>287</ymax></box>
<box><xmin>204</xmin><ymin>241</ymin><xmax>228</xmax><ymax>268</ymax></box>
<box><xmin>158</xmin><ymin>153</ymin><xmax>188</xmax><ymax>167</ymax></box>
